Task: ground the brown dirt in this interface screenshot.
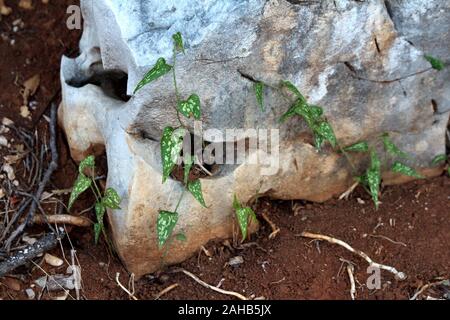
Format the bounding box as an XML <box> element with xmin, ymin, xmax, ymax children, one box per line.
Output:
<box><xmin>0</xmin><ymin>1</ymin><xmax>449</xmax><ymax>300</ymax></box>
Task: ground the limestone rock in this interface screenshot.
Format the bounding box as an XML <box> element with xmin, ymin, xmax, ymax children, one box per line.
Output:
<box><xmin>59</xmin><ymin>0</ymin><xmax>449</xmax><ymax>277</ymax></box>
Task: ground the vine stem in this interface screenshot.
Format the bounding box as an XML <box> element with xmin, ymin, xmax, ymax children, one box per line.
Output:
<box><xmin>172</xmin><ymin>49</ymin><xmax>184</xmax><ymax>126</ymax></box>
<box><xmin>174</xmin><ymin>189</ymin><xmax>186</xmax><ymax>213</ymax></box>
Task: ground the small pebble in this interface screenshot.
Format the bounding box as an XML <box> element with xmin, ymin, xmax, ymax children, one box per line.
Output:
<box><xmin>25</xmin><ymin>288</ymin><xmax>35</xmax><ymax>300</ymax></box>
<box><xmin>44</xmin><ymin>253</ymin><xmax>64</xmax><ymax>267</ymax></box>
<box><xmin>228</xmin><ymin>255</ymin><xmax>244</xmax><ymax>267</ymax></box>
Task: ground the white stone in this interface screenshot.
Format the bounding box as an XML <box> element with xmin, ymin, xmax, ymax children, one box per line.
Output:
<box><xmin>59</xmin><ymin>0</ymin><xmax>450</xmax><ymax>277</ymax></box>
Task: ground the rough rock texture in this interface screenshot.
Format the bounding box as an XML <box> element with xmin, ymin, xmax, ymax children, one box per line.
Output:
<box><xmin>59</xmin><ymin>0</ymin><xmax>450</xmax><ymax>277</ymax></box>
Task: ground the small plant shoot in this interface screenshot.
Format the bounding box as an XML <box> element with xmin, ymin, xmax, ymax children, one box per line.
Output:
<box><xmin>279</xmin><ymin>81</ymin><xmax>336</xmax><ymax>150</ymax></box>
<box><xmin>68</xmin><ymin>155</ymin><xmax>122</xmax><ymax>244</ymax></box>
<box><xmin>233</xmin><ymin>195</ymin><xmax>258</xmax><ymax>242</ymax></box>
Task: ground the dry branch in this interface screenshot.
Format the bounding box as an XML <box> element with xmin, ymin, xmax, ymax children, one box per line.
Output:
<box><xmin>3</xmin><ymin>103</ymin><xmax>59</xmax><ymax>251</ymax></box>
<box><xmin>32</xmin><ymin>214</ymin><xmax>92</xmax><ymax>227</ymax></box>
<box><xmin>299</xmin><ymin>231</ymin><xmax>407</xmax><ymax>280</ymax></box>
<box><xmin>0</xmin><ymin>229</ymin><xmax>65</xmax><ymax>277</ymax></box>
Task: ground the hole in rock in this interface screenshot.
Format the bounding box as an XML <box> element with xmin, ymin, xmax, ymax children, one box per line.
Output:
<box><xmin>67</xmin><ymin>70</ymin><xmax>131</xmax><ymax>102</ymax></box>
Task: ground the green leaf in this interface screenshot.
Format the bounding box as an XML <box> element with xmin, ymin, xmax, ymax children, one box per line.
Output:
<box><xmin>102</xmin><ymin>188</ymin><xmax>121</xmax><ymax>209</ymax></box>
<box><xmin>424</xmin><ymin>55</ymin><xmax>445</xmax><ymax>71</ymax></box>
<box><xmin>254</xmin><ymin>82</ymin><xmax>265</xmax><ymax>112</ymax></box>
<box><xmin>235</xmin><ymin>207</ymin><xmax>250</xmax><ymax>240</ymax></box>
<box><xmin>366</xmin><ymin>168</ymin><xmax>381</xmax><ymax>209</ymax></box>
<box><xmin>431</xmin><ymin>154</ymin><xmax>447</xmax><ymax>166</ymax></box>
<box><xmin>343</xmin><ymin>141</ymin><xmax>369</xmax><ymax>153</ymax></box>
<box><xmin>95</xmin><ymin>201</ymin><xmax>106</xmax><ymax>222</ymax></box>
<box><xmin>79</xmin><ymin>155</ymin><xmax>95</xmax><ymax>174</ymax></box>
<box><xmin>68</xmin><ymin>173</ymin><xmax>92</xmax><ymax>211</ymax></box>
<box><xmin>187</xmin><ymin>179</ymin><xmax>207</xmax><ymax>207</ymax></box>
<box><xmin>447</xmin><ymin>167</ymin><xmax>450</xmax><ymax>176</ymax></box>
<box><xmin>94</xmin><ymin>223</ymin><xmax>102</xmax><ymax>245</ymax></box>
<box><xmin>314</xmin><ymin>134</ymin><xmax>325</xmax><ymax>150</ymax></box>
<box><xmin>161</xmin><ymin>127</ymin><xmax>186</xmax><ymax>183</ymax></box>
<box><xmin>176</xmin><ymin>233</ymin><xmax>187</xmax><ymax>242</ymax></box>
<box><xmin>391</xmin><ymin>162</ymin><xmax>424</xmax><ymax>179</ymax></box>
<box><xmin>308</xmin><ymin>105</ymin><xmax>324</xmax><ymax>119</ymax></box>
<box><xmin>370</xmin><ymin>149</ymin><xmax>381</xmax><ymax>172</ymax></box>
<box><xmin>367</xmin><ymin>150</ymin><xmax>381</xmax><ymax>209</ymax></box>
<box><xmin>314</xmin><ymin>121</ymin><xmax>337</xmax><ymax>148</ymax></box>
<box><xmin>381</xmin><ymin>133</ymin><xmax>409</xmax><ymax>159</ymax></box>
<box><xmin>133</xmin><ymin>58</ymin><xmax>173</xmax><ymax>94</ymax></box>
<box><xmin>183</xmin><ymin>154</ymin><xmax>194</xmax><ymax>184</ymax></box>
<box><xmin>280</xmin><ymin>80</ymin><xmax>306</xmax><ymax>102</ymax></box>
<box><xmin>157</xmin><ymin>211</ymin><xmax>179</xmax><ymax>248</ymax></box>
<box><xmin>172</xmin><ymin>32</ymin><xmax>185</xmax><ymax>54</ymax></box>
<box><xmin>177</xmin><ymin>94</ymin><xmax>201</xmax><ymax>120</ymax></box>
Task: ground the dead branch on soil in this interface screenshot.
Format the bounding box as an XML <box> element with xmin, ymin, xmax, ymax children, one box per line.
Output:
<box><xmin>31</xmin><ymin>214</ymin><xmax>92</xmax><ymax>227</ymax></box>
<box><xmin>299</xmin><ymin>231</ymin><xmax>407</xmax><ymax>280</ymax></box>
<box><xmin>0</xmin><ymin>228</ymin><xmax>66</xmax><ymax>277</ymax></box>
<box><xmin>154</xmin><ymin>283</ymin><xmax>180</xmax><ymax>300</ymax></box>
<box><xmin>175</xmin><ymin>268</ymin><xmax>248</xmax><ymax>300</ymax></box>
<box><xmin>410</xmin><ymin>279</ymin><xmax>449</xmax><ymax>300</ymax></box>
<box><xmin>261</xmin><ymin>212</ymin><xmax>280</xmax><ymax>240</ymax></box>
<box><xmin>116</xmin><ymin>273</ymin><xmax>139</xmax><ymax>300</ymax></box>
<box><xmin>3</xmin><ymin>103</ymin><xmax>59</xmax><ymax>251</ymax></box>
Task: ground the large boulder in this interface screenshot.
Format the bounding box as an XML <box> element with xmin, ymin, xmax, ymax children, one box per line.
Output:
<box><xmin>59</xmin><ymin>0</ymin><xmax>449</xmax><ymax>277</ymax></box>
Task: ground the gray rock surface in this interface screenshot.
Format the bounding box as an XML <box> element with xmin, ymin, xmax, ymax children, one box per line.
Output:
<box><xmin>59</xmin><ymin>0</ymin><xmax>449</xmax><ymax>276</ymax></box>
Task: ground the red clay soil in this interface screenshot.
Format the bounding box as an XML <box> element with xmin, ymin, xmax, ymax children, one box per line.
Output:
<box><xmin>0</xmin><ymin>1</ymin><xmax>449</xmax><ymax>300</ymax></box>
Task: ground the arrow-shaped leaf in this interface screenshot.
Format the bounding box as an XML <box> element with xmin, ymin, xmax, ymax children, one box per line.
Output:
<box><xmin>314</xmin><ymin>121</ymin><xmax>337</xmax><ymax>148</ymax></box>
<box><xmin>161</xmin><ymin>127</ymin><xmax>186</xmax><ymax>183</ymax></box>
<box><xmin>187</xmin><ymin>179</ymin><xmax>206</xmax><ymax>207</ymax></box>
<box><xmin>391</xmin><ymin>162</ymin><xmax>423</xmax><ymax>179</ymax></box>
<box><xmin>102</xmin><ymin>188</ymin><xmax>121</xmax><ymax>209</ymax></box>
<box><xmin>68</xmin><ymin>173</ymin><xmax>92</xmax><ymax>211</ymax></box>
<box><xmin>79</xmin><ymin>155</ymin><xmax>95</xmax><ymax>174</ymax></box>
<box><xmin>366</xmin><ymin>168</ymin><xmax>381</xmax><ymax>209</ymax></box>
<box><xmin>133</xmin><ymin>58</ymin><xmax>172</xmax><ymax>94</ymax></box>
<box><xmin>157</xmin><ymin>210</ymin><xmax>179</xmax><ymax>248</ymax></box>
<box><xmin>177</xmin><ymin>94</ymin><xmax>201</xmax><ymax>120</ymax></box>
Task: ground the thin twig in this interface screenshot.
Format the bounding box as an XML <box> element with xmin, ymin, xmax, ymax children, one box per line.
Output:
<box><xmin>176</xmin><ymin>268</ymin><xmax>249</xmax><ymax>300</ymax></box>
<box><xmin>154</xmin><ymin>283</ymin><xmax>180</xmax><ymax>300</ymax></box>
<box><xmin>261</xmin><ymin>212</ymin><xmax>280</xmax><ymax>240</ymax></box>
<box><xmin>4</xmin><ymin>103</ymin><xmax>59</xmax><ymax>250</ymax></box>
<box><xmin>346</xmin><ymin>263</ymin><xmax>356</xmax><ymax>300</ymax></box>
<box><xmin>298</xmin><ymin>231</ymin><xmax>407</xmax><ymax>280</ymax></box>
<box><xmin>339</xmin><ymin>181</ymin><xmax>359</xmax><ymax>200</ymax></box>
<box><xmin>368</xmin><ymin>234</ymin><xmax>407</xmax><ymax>247</ymax></box>
<box><xmin>115</xmin><ymin>273</ymin><xmax>139</xmax><ymax>300</ymax></box>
